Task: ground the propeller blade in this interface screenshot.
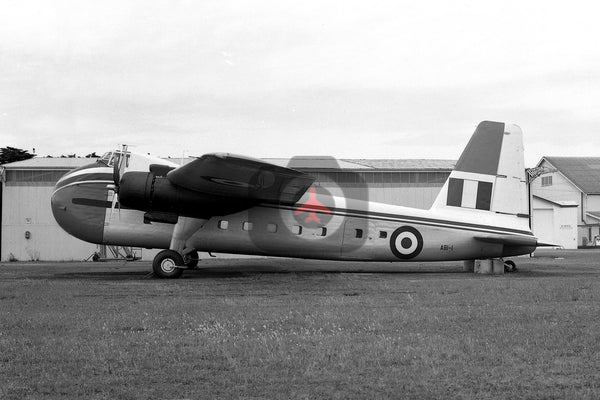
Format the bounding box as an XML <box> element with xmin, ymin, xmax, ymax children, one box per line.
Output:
<box><xmin>113</xmin><ymin>152</ymin><xmax>121</xmax><ymax>191</ymax></box>
<box><xmin>108</xmin><ymin>192</ymin><xmax>118</xmax><ymax>222</ymax></box>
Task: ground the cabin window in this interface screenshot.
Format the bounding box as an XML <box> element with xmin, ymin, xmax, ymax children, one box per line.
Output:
<box><xmin>267</xmin><ymin>223</ymin><xmax>277</xmax><ymax>233</ymax></box>
<box><xmin>218</xmin><ymin>220</ymin><xmax>228</xmax><ymax>230</ymax></box>
<box><xmin>291</xmin><ymin>225</ymin><xmax>303</xmax><ymax>235</ymax></box>
<box><xmin>355</xmin><ymin>229</ymin><xmax>363</xmax><ymax>238</ymax></box>
<box><xmin>242</xmin><ymin>222</ymin><xmax>254</xmax><ymax>231</ymax></box>
<box><xmin>319</xmin><ymin>227</ymin><xmax>327</xmax><ymax>236</ymax></box>
<box><xmin>379</xmin><ymin>231</ymin><xmax>387</xmax><ymax>239</ymax></box>
<box><xmin>541</xmin><ymin>176</ymin><xmax>553</xmax><ymax>187</ymax></box>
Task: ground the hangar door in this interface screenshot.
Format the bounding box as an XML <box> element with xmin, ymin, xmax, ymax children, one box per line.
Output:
<box><xmin>533</xmin><ymin>209</ymin><xmax>554</xmax><ymax>245</ymax></box>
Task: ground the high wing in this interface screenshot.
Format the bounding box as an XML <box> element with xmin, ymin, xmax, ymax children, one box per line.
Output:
<box><xmin>167</xmin><ymin>153</ymin><xmax>314</xmax><ymax>205</ymax></box>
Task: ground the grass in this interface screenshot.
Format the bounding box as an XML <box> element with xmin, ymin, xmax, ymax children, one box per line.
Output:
<box><xmin>1</xmin><ymin>250</ymin><xmax>600</xmax><ymax>399</ymax></box>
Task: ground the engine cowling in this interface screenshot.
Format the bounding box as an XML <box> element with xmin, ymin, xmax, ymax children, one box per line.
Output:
<box><xmin>118</xmin><ymin>171</ymin><xmax>258</xmax><ymax>219</ymax></box>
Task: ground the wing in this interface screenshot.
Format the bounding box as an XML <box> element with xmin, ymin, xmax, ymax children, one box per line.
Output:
<box><xmin>167</xmin><ymin>153</ymin><xmax>314</xmax><ymax>205</ymax></box>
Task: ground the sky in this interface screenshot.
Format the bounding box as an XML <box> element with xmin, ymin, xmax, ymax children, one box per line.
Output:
<box><xmin>1</xmin><ymin>0</ymin><xmax>599</xmax><ymax>166</ymax></box>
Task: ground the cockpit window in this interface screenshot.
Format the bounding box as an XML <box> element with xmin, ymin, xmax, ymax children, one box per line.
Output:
<box><xmin>99</xmin><ymin>152</ymin><xmax>117</xmax><ymax>167</ymax></box>
<box><xmin>98</xmin><ymin>151</ymin><xmax>130</xmax><ymax>168</ymax></box>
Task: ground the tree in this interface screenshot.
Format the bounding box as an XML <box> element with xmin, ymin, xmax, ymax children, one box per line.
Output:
<box><xmin>0</xmin><ymin>147</ymin><xmax>34</xmax><ymax>165</ymax></box>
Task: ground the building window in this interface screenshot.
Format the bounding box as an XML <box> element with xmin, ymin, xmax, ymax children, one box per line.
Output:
<box><xmin>218</xmin><ymin>220</ymin><xmax>228</xmax><ymax>230</ymax></box>
<box><xmin>291</xmin><ymin>225</ymin><xmax>303</xmax><ymax>235</ymax></box>
<box><xmin>242</xmin><ymin>222</ymin><xmax>253</xmax><ymax>231</ymax></box>
<box><xmin>541</xmin><ymin>176</ymin><xmax>553</xmax><ymax>187</ymax></box>
<box><xmin>379</xmin><ymin>231</ymin><xmax>387</xmax><ymax>239</ymax></box>
<box><xmin>267</xmin><ymin>223</ymin><xmax>277</xmax><ymax>233</ymax></box>
<box><xmin>355</xmin><ymin>229</ymin><xmax>363</xmax><ymax>238</ymax></box>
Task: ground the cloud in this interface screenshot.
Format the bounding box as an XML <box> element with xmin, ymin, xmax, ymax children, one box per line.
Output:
<box><xmin>1</xmin><ymin>0</ymin><xmax>599</xmax><ymax>163</ymax></box>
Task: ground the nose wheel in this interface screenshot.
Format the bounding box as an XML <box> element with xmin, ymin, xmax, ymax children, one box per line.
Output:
<box><xmin>153</xmin><ymin>250</ymin><xmax>184</xmax><ymax>279</ymax></box>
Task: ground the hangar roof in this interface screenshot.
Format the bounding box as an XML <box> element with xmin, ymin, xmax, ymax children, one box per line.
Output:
<box><xmin>264</xmin><ymin>158</ymin><xmax>372</xmax><ymax>169</ymax></box>
<box><xmin>541</xmin><ymin>157</ymin><xmax>600</xmax><ymax>194</ymax></box>
<box><xmin>346</xmin><ymin>159</ymin><xmax>456</xmax><ymax>170</ymax></box>
<box><xmin>2</xmin><ymin>157</ymin><xmax>456</xmax><ymax>172</ymax></box>
<box><xmin>265</xmin><ymin>158</ymin><xmax>456</xmax><ymax>171</ymax></box>
<box><xmin>0</xmin><ymin>157</ymin><xmax>96</xmax><ymax>169</ymax></box>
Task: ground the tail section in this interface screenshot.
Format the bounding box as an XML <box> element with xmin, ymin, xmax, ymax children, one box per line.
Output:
<box><xmin>431</xmin><ymin>121</ymin><xmax>529</xmax><ymax>223</ymax></box>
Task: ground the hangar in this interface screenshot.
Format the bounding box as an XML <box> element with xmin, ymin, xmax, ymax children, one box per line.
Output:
<box><xmin>531</xmin><ymin>157</ymin><xmax>600</xmax><ymax>248</ymax></box>
<box><xmin>0</xmin><ymin>156</ymin><xmax>454</xmax><ymax>261</ymax></box>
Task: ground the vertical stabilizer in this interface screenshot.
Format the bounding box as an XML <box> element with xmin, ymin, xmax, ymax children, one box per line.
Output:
<box><xmin>431</xmin><ymin>121</ymin><xmax>528</xmax><ymax>220</ymax></box>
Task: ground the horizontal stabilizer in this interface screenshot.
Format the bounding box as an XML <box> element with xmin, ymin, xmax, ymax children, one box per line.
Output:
<box><xmin>474</xmin><ymin>234</ymin><xmax>538</xmax><ymax>247</ymax></box>
<box><xmin>535</xmin><ymin>242</ymin><xmax>561</xmax><ymax>247</ymax></box>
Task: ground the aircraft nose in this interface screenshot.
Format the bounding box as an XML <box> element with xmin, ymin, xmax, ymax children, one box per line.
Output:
<box><xmin>51</xmin><ymin>183</ymin><xmax>107</xmax><ymax>244</ymax></box>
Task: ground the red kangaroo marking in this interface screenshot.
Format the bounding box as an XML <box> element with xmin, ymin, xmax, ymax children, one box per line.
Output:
<box><xmin>295</xmin><ymin>187</ymin><xmax>331</xmax><ymax>223</ymax></box>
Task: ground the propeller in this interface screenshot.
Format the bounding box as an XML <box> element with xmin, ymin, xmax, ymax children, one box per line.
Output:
<box><xmin>113</xmin><ymin>151</ymin><xmax>121</xmax><ymax>192</ymax></box>
<box><xmin>107</xmin><ymin>145</ymin><xmax>128</xmax><ymax>222</ymax></box>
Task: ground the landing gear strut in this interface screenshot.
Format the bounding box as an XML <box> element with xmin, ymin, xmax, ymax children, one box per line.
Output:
<box><xmin>153</xmin><ymin>249</ymin><xmax>184</xmax><ymax>279</ymax></box>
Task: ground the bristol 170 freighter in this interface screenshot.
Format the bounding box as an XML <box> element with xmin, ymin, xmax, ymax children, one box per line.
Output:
<box><xmin>51</xmin><ymin>121</ymin><xmax>541</xmax><ymax>278</ymax></box>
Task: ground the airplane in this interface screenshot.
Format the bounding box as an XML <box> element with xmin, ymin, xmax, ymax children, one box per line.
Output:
<box><xmin>51</xmin><ymin>121</ymin><xmax>542</xmax><ymax>278</ymax></box>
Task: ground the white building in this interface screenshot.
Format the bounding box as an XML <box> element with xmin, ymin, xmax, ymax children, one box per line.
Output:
<box><xmin>531</xmin><ymin>157</ymin><xmax>600</xmax><ymax>248</ymax></box>
<box><xmin>531</xmin><ymin>196</ymin><xmax>578</xmax><ymax>249</ymax></box>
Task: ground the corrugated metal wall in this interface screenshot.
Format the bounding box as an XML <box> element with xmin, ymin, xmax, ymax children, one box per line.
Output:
<box><xmin>1</xmin><ymin>166</ymin><xmax>448</xmax><ymax>261</ymax></box>
<box><xmin>1</xmin><ymin>186</ymin><xmax>98</xmax><ymax>261</ymax></box>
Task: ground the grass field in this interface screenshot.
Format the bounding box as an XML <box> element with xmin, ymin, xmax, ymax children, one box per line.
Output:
<box><xmin>1</xmin><ymin>250</ymin><xmax>600</xmax><ymax>399</ymax></box>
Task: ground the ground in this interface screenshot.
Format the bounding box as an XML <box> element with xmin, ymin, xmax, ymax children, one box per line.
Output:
<box><xmin>1</xmin><ymin>249</ymin><xmax>600</xmax><ymax>399</ymax></box>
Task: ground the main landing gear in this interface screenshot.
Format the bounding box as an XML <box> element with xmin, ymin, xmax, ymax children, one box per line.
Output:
<box><xmin>153</xmin><ymin>216</ymin><xmax>207</xmax><ymax>278</ymax></box>
<box><xmin>153</xmin><ymin>250</ymin><xmax>184</xmax><ymax>279</ymax></box>
<box><xmin>182</xmin><ymin>250</ymin><xmax>199</xmax><ymax>269</ymax></box>
<box><xmin>152</xmin><ymin>249</ymin><xmax>200</xmax><ymax>279</ymax></box>
<box><xmin>504</xmin><ymin>259</ymin><xmax>518</xmax><ymax>273</ymax></box>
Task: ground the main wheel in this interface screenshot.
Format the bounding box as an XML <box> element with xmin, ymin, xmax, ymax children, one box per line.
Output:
<box><xmin>504</xmin><ymin>260</ymin><xmax>517</xmax><ymax>273</ymax></box>
<box><xmin>183</xmin><ymin>250</ymin><xmax>199</xmax><ymax>269</ymax></box>
<box><xmin>153</xmin><ymin>250</ymin><xmax>184</xmax><ymax>279</ymax></box>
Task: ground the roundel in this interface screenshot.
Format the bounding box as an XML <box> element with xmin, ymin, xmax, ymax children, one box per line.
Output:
<box><xmin>390</xmin><ymin>226</ymin><xmax>423</xmax><ymax>259</ymax></box>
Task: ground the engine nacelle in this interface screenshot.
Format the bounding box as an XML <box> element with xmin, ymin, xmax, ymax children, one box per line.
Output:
<box><xmin>118</xmin><ymin>172</ymin><xmax>258</xmax><ymax>219</ymax></box>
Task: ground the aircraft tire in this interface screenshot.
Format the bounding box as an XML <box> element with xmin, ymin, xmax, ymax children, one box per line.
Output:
<box><xmin>183</xmin><ymin>250</ymin><xmax>199</xmax><ymax>269</ymax></box>
<box><xmin>153</xmin><ymin>250</ymin><xmax>184</xmax><ymax>279</ymax></box>
<box><xmin>504</xmin><ymin>260</ymin><xmax>517</xmax><ymax>273</ymax></box>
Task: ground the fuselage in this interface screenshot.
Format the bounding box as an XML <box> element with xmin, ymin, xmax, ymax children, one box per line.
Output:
<box><xmin>51</xmin><ymin>160</ymin><xmax>536</xmax><ymax>262</ymax></box>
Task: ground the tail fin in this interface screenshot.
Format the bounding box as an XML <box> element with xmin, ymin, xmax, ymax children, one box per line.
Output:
<box><xmin>431</xmin><ymin>121</ymin><xmax>528</xmax><ymax>220</ymax></box>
